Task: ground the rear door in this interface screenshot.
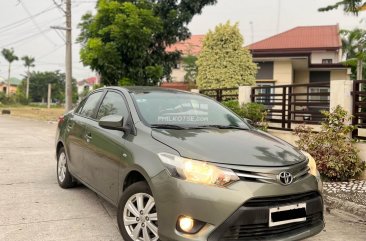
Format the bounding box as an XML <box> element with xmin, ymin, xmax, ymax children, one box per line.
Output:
<box><xmin>83</xmin><ymin>90</ymin><xmax>131</xmax><ymax>203</ymax></box>
<box><xmin>66</xmin><ymin>91</ymin><xmax>105</xmax><ymax>181</ymax></box>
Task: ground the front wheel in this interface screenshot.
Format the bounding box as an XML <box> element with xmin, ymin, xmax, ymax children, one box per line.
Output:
<box><xmin>117</xmin><ymin>181</ymin><xmax>159</xmax><ymax>241</ymax></box>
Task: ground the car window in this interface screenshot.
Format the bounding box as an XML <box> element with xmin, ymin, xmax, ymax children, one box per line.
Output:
<box><xmin>97</xmin><ymin>91</ymin><xmax>129</xmax><ymax>120</ymax></box>
<box><xmin>79</xmin><ymin>91</ymin><xmax>104</xmax><ymax>118</ymax></box>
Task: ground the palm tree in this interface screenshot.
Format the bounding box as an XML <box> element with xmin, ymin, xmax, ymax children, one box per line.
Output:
<box><xmin>21</xmin><ymin>56</ymin><xmax>35</xmax><ymax>99</ymax></box>
<box><xmin>340</xmin><ymin>28</ymin><xmax>366</xmax><ymax>80</ymax></box>
<box><xmin>1</xmin><ymin>48</ymin><xmax>19</xmax><ymax>97</ymax></box>
<box><xmin>319</xmin><ymin>0</ymin><xmax>366</xmax><ymax>15</ymax></box>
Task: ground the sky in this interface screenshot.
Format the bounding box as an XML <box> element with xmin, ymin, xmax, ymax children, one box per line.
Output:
<box><xmin>0</xmin><ymin>0</ymin><xmax>365</xmax><ymax>81</ymax></box>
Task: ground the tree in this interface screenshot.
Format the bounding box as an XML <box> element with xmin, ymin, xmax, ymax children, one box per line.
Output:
<box><xmin>78</xmin><ymin>0</ymin><xmax>217</xmax><ymax>86</ymax></box>
<box><xmin>1</xmin><ymin>48</ymin><xmax>19</xmax><ymax>97</ymax></box>
<box><xmin>182</xmin><ymin>55</ymin><xmax>198</xmax><ymax>83</ymax></box>
<box><xmin>196</xmin><ymin>22</ymin><xmax>257</xmax><ymax>89</ymax></box>
<box><xmin>21</xmin><ymin>55</ymin><xmax>35</xmax><ymax>100</ymax></box>
<box><xmin>340</xmin><ymin>28</ymin><xmax>366</xmax><ymax>80</ymax></box>
<box><xmin>21</xmin><ymin>71</ymin><xmax>78</xmax><ymax>104</ymax></box>
<box><xmin>319</xmin><ymin>0</ymin><xmax>366</xmax><ymax>15</ymax></box>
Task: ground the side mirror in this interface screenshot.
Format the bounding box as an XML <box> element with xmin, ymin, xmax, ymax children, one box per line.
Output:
<box><xmin>243</xmin><ymin>118</ymin><xmax>254</xmax><ymax>126</ymax></box>
<box><xmin>99</xmin><ymin>115</ymin><xmax>125</xmax><ymax>131</ymax></box>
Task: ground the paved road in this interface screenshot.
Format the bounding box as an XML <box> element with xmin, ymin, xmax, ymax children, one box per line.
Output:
<box><xmin>0</xmin><ymin>116</ymin><xmax>365</xmax><ymax>241</ymax></box>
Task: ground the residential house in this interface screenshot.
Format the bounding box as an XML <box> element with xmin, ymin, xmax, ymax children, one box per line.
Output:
<box><xmin>0</xmin><ymin>77</ymin><xmax>22</xmax><ymax>95</ymax></box>
<box><xmin>248</xmin><ymin>24</ymin><xmax>349</xmax><ymax>92</ymax></box>
<box><xmin>247</xmin><ymin>25</ymin><xmax>350</xmax><ymax>121</ymax></box>
<box><xmin>166</xmin><ymin>35</ymin><xmax>205</xmax><ymax>83</ymax></box>
<box><xmin>77</xmin><ymin>76</ymin><xmax>100</xmax><ymax>95</ymax></box>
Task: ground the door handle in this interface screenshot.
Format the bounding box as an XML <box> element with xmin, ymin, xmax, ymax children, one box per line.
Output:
<box><xmin>85</xmin><ymin>132</ymin><xmax>92</xmax><ymax>142</ymax></box>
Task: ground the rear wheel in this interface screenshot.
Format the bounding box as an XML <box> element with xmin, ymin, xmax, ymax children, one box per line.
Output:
<box><xmin>117</xmin><ymin>181</ymin><xmax>159</xmax><ymax>241</ymax></box>
<box><xmin>57</xmin><ymin>147</ymin><xmax>76</xmax><ymax>188</ymax></box>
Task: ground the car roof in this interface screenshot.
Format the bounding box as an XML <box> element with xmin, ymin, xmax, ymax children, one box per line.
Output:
<box><xmin>104</xmin><ymin>86</ymin><xmax>192</xmax><ymax>94</ymax></box>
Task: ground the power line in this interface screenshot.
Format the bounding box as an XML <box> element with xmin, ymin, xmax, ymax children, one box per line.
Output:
<box><xmin>38</xmin><ymin>45</ymin><xmax>65</xmax><ymax>60</ymax></box>
<box><xmin>0</xmin><ymin>5</ymin><xmax>57</xmax><ymax>33</ymax></box>
<box><xmin>52</xmin><ymin>0</ymin><xmax>67</xmax><ymax>14</ymax></box>
<box><xmin>0</xmin><ymin>16</ymin><xmax>64</xmax><ymax>40</ymax></box>
<box><xmin>0</xmin><ymin>28</ymin><xmax>53</xmax><ymax>49</ymax></box>
<box><xmin>18</xmin><ymin>0</ymin><xmax>58</xmax><ymax>46</ymax></box>
<box><xmin>55</xmin><ymin>29</ymin><xmax>66</xmax><ymax>42</ymax></box>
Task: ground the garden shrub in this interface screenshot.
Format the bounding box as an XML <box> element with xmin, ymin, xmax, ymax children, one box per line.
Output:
<box><xmin>223</xmin><ymin>100</ymin><xmax>268</xmax><ymax>130</ymax></box>
<box><xmin>294</xmin><ymin>105</ymin><xmax>365</xmax><ymax>181</ymax></box>
<box><xmin>0</xmin><ymin>92</ymin><xmax>17</xmax><ymax>105</ymax></box>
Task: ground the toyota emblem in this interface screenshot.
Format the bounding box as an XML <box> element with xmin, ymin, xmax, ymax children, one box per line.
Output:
<box><xmin>278</xmin><ymin>171</ymin><xmax>293</xmax><ymax>185</ymax></box>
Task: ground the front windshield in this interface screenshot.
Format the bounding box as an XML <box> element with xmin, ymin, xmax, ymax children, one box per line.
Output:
<box><xmin>131</xmin><ymin>91</ymin><xmax>249</xmax><ymax>129</ymax></box>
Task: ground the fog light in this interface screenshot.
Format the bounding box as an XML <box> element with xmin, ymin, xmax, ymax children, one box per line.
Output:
<box><xmin>176</xmin><ymin>216</ymin><xmax>206</xmax><ymax>234</ymax></box>
<box><xmin>179</xmin><ymin>216</ymin><xmax>194</xmax><ymax>232</ymax></box>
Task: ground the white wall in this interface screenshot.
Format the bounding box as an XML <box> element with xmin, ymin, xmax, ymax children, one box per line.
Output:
<box><xmin>171</xmin><ymin>66</ymin><xmax>186</xmax><ymax>82</ymax></box>
<box><xmin>311</xmin><ymin>51</ymin><xmax>340</xmax><ymax>64</ymax></box>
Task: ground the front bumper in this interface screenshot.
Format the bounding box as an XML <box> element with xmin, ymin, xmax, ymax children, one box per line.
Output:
<box><xmin>151</xmin><ymin>171</ymin><xmax>324</xmax><ymax>241</ymax></box>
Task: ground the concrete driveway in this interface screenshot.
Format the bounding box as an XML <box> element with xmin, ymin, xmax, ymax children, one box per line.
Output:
<box><xmin>0</xmin><ymin>116</ymin><xmax>365</xmax><ymax>241</ymax></box>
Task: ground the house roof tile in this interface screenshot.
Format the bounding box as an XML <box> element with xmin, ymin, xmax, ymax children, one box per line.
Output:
<box><xmin>166</xmin><ymin>35</ymin><xmax>205</xmax><ymax>55</ymax></box>
<box><xmin>248</xmin><ymin>25</ymin><xmax>341</xmax><ymax>51</ymax></box>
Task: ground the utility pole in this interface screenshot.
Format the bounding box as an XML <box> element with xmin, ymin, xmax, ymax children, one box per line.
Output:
<box><xmin>249</xmin><ymin>21</ymin><xmax>254</xmax><ymax>44</ymax></box>
<box><xmin>276</xmin><ymin>0</ymin><xmax>281</xmax><ymax>33</ymax></box>
<box><xmin>65</xmin><ymin>0</ymin><xmax>73</xmax><ymax>111</ymax></box>
<box><xmin>47</xmin><ymin>83</ymin><xmax>52</xmax><ymax>109</ymax></box>
<box><xmin>7</xmin><ymin>64</ymin><xmax>11</xmax><ymax>97</ymax></box>
<box><xmin>26</xmin><ymin>67</ymin><xmax>30</xmax><ymax>99</ymax></box>
<box><xmin>51</xmin><ymin>0</ymin><xmax>72</xmax><ymax>112</ymax></box>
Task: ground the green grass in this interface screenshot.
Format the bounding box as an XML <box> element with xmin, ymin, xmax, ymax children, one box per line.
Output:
<box><xmin>0</xmin><ymin>105</ymin><xmax>66</xmax><ymax>121</ymax></box>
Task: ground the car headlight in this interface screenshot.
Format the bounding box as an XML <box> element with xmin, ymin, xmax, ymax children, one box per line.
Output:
<box><xmin>300</xmin><ymin>151</ymin><xmax>318</xmax><ymax>176</ymax></box>
<box><xmin>301</xmin><ymin>151</ymin><xmax>322</xmax><ymax>191</ymax></box>
<box><xmin>158</xmin><ymin>153</ymin><xmax>239</xmax><ymax>187</ymax></box>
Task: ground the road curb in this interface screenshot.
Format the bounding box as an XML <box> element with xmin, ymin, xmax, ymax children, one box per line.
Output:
<box><xmin>324</xmin><ymin>195</ymin><xmax>366</xmax><ymax>220</ymax></box>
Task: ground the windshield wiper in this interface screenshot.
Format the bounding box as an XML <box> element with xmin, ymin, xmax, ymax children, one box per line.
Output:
<box><xmin>193</xmin><ymin>125</ymin><xmax>249</xmax><ymax>130</ymax></box>
<box><xmin>150</xmin><ymin>124</ymin><xmax>187</xmax><ymax>130</ymax></box>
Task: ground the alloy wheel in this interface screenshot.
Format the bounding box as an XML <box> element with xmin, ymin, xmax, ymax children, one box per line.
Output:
<box><xmin>57</xmin><ymin>152</ymin><xmax>67</xmax><ymax>182</ymax></box>
<box><xmin>123</xmin><ymin>193</ymin><xmax>159</xmax><ymax>241</ymax></box>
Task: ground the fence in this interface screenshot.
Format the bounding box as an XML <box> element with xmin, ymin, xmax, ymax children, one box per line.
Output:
<box><xmin>251</xmin><ymin>82</ymin><xmax>330</xmax><ymax>130</ymax></box>
<box><xmin>199</xmin><ymin>87</ymin><xmax>238</xmax><ymax>102</ymax></box>
<box><xmin>352</xmin><ymin>80</ymin><xmax>366</xmax><ymax>140</ymax></box>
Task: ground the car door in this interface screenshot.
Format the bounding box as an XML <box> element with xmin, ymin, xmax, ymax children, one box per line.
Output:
<box><xmin>67</xmin><ymin>91</ymin><xmax>105</xmax><ymax>182</ymax></box>
<box><xmin>83</xmin><ymin>90</ymin><xmax>131</xmax><ymax>203</ymax></box>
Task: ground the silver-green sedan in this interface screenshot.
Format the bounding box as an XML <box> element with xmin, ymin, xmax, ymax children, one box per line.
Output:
<box><xmin>55</xmin><ymin>86</ymin><xmax>324</xmax><ymax>241</ymax></box>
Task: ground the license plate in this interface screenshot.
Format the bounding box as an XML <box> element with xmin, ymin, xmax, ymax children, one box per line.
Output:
<box><xmin>269</xmin><ymin>203</ymin><xmax>306</xmax><ymax>227</ymax></box>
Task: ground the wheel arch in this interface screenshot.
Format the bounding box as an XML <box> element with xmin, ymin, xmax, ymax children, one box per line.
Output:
<box><xmin>56</xmin><ymin>141</ymin><xmax>65</xmax><ymax>158</ymax></box>
<box><xmin>120</xmin><ymin>166</ymin><xmax>157</xmax><ymax>201</ymax></box>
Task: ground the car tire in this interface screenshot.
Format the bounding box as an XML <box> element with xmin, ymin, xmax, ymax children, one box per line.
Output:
<box><xmin>117</xmin><ymin>181</ymin><xmax>159</xmax><ymax>241</ymax></box>
<box><xmin>57</xmin><ymin>147</ymin><xmax>76</xmax><ymax>189</ymax></box>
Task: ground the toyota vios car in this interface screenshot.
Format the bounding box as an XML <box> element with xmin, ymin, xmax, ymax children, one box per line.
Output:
<box><xmin>55</xmin><ymin>87</ymin><xmax>324</xmax><ymax>241</ymax></box>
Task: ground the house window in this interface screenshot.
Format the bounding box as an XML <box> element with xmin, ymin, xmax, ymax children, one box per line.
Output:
<box><xmin>322</xmin><ymin>59</ymin><xmax>333</xmax><ymax>64</ymax></box>
<box><xmin>255</xmin><ymin>82</ymin><xmax>274</xmax><ymax>105</ymax></box>
<box><xmin>3</xmin><ymin>86</ymin><xmax>6</xmax><ymax>93</ymax></box>
<box><xmin>256</xmin><ymin>62</ymin><xmax>274</xmax><ymax>79</ymax></box>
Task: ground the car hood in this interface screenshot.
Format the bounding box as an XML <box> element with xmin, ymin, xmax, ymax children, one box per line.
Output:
<box><xmin>151</xmin><ymin>128</ymin><xmax>305</xmax><ymax>167</ymax></box>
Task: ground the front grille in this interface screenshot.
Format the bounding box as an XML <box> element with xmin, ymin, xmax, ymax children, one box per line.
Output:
<box><xmin>207</xmin><ymin>192</ymin><xmax>324</xmax><ymax>241</ymax></box>
<box><xmin>233</xmin><ymin>162</ymin><xmax>310</xmax><ymax>185</ymax></box>
<box><xmin>222</xmin><ymin>213</ymin><xmax>322</xmax><ymax>240</ymax></box>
